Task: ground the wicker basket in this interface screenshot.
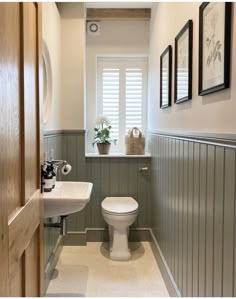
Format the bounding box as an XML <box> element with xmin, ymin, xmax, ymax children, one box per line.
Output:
<box><xmin>125</xmin><ymin>127</ymin><xmax>145</xmax><ymax>155</ymax></box>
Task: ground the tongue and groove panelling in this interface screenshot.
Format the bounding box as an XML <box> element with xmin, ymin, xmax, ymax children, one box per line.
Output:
<box><xmin>149</xmin><ymin>131</ymin><xmax>236</xmax><ymax>297</ymax></box>
<box><xmin>43</xmin><ymin>130</ymin><xmax>151</xmax><ymax>258</ymax></box>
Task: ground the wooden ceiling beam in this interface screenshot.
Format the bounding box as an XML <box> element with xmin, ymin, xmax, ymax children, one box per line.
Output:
<box><xmin>86</xmin><ymin>8</ymin><xmax>151</xmax><ymax>21</ymax></box>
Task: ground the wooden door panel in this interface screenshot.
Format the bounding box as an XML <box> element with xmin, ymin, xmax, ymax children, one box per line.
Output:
<box><xmin>9</xmin><ymin>256</ymin><xmax>24</xmax><ymax>297</ymax></box>
<box><xmin>25</xmin><ymin>228</ymin><xmax>40</xmax><ymax>297</ymax></box>
<box><xmin>23</xmin><ymin>3</ymin><xmax>39</xmax><ymax>204</ymax></box>
<box><xmin>8</xmin><ymin>192</ymin><xmax>40</xmax><ymax>265</ymax></box>
<box><xmin>0</xmin><ymin>2</ymin><xmax>43</xmax><ymax>297</ymax></box>
<box><xmin>0</xmin><ymin>3</ymin><xmax>21</xmax><ymax>296</ymax></box>
<box><xmin>8</xmin><ymin>192</ymin><xmax>40</xmax><ymax>296</ymax></box>
<box><xmin>0</xmin><ymin>3</ymin><xmax>21</xmax><ymax>218</ymax></box>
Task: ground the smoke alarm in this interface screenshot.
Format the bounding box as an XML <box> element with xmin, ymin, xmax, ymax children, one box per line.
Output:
<box><xmin>87</xmin><ymin>21</ymin><xmax>100</xmax><ymax>35</ymax></box>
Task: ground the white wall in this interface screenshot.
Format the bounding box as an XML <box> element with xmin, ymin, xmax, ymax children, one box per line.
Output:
<box><xmin>86</xmin><ymin>21</ymin><xmax>149</xmax><ymax>152</ymax></box>
<box><xmin>59</xmin><ymin>3</ymin><xmax>86</xmax><ymax>130</ymax></box>
<box><xmin>42</xmin><ymin>3</ymin><xmax>62</xmax><ymax>130</ymax></box>
<box><xmin>61</xmin><ymin>18</ymin><xmax>86</xmax><ymax>129</ymax></box>
<box><xmin>148</xmin><ymin>3</ymin><xmax>236</xmax><ymax>133</ymax></box>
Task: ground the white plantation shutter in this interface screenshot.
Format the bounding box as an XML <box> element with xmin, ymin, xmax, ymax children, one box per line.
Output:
<box><xmin>97</xmin><ymin>57</ymin><xmax>147</xmax><ymax>152</ymax></box>
<box><xmin>125</xmin><ymin>68</ymin><xmax>144</xmax><ymax>132</ymax></box>
<box><xmin>101</xmin><ymin>68</ymin><xmax>120</xmax><ymax>142</ymax></box>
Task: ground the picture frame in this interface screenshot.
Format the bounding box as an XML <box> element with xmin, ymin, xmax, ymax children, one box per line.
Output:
<box><xmin>160</xmin><ymin>45</ymin><xmax>172</xmax><ymax>108</ymax></box>
<box><xmin>175</xmin><ymin>20</ymin><xmax>193</xmax><ymax>103</ymax></box>
<box><xmin>198</xmin><ymin>2</ymin><xmax>232</xmax><ymax>96</ymax></box>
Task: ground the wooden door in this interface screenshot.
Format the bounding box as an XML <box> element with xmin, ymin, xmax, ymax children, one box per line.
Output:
<box><xmin>0</xmin><ymin>3</ymin><xmax>44</xmax><ymax>296</ymax></box>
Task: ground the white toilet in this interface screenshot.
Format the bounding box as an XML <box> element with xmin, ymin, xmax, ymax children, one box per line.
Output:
<box><xmin>101</xmin><ymin>196</ymin><xmax>139</xmax><ymax>261</ymax></box>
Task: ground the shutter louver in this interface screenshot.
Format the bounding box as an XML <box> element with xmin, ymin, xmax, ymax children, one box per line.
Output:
<box><xmin>101</xmin><ymin>68</ymin><xmax>120</xmax><ymax>141</ymax></box>
<box><xmin>125</xmin><ymin>68</ymin><xmax>143</xmax><ymax>133</ymax></box>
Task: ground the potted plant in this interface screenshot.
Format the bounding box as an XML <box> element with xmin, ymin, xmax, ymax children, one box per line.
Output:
<box><xmin>93</xmin><ymin>116</ymin><xmax>117</xmax><ymax>154</ymax></box>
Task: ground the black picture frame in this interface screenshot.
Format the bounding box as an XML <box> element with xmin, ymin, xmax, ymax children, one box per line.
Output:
<box><xmin>198</xmin><ymin>2</ymin><xmax>232</xmax><ymax>96</ymax></box>
<box><xmin>175</xmin><ymin>20</ymin><xmax>193</xmax><ymax>104</ymax></box>
<box><xmin>160</xmin><ymin>45</ymin><xmax>172</xmax><ymax>109</ymax></box>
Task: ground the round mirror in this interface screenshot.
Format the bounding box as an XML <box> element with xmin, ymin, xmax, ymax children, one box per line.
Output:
<box><xmin>42</xmin><ymin>40</ymin><xmax>52</xmax><ymax>124</ymax></box>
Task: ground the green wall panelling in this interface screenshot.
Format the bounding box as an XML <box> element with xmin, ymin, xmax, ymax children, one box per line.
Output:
<box><xmin>214</xmin><ymin>146</ymin><xmax>224</xmax><ymax>296</ymax></box>
<box><xmin>85</xmin><ymin>157</ymin><xmax>151</xmax><ymax>230</ymax></box>
<box><xmin>223</xmin><ymin>148</ymin><xmax>235</xmax><ymax>296</ymax></box>
<box><xmin>182</xmin><ymin>141</ymin><xmax>188</xmax><ymax>297</ymax></box>
<box><xmin>149</xmin><ymin>131</ymin><xmax>236</xmax><ymax>297</ymax></box>
<box><xmin>187</xmin><ymin>141</ymin><xmax>194</xmax><ymax>297</ymax></box>
<box><xmin>205</xmin><ymin>145</ymin><xmax>214</xmax><ymax>297</ymax></box>
<box><xmin>199</xmin><ymin>144</ymin><xmax>207</xmax><ymax>297</ymax></box>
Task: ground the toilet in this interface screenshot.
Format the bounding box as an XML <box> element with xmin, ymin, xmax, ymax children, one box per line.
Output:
<box><xmin>101</xmin><ymin>197</ymin><xmax>139</xmax><ymax>261</ymax></box>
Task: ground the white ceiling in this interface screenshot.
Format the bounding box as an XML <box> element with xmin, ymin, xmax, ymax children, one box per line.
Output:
<box><xmin>85</xmin><ymin>2</ymin><xmax>153</xmax><ymax>9</ymax></box>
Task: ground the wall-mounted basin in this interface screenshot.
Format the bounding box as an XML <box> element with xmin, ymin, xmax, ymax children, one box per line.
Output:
<box><xmin>43</xmin><ymin>181</ymin><xmax>93</xmax><ymax>218</ymax></box>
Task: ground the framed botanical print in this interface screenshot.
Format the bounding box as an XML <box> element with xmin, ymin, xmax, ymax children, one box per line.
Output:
<box><xmin>199</xmin><ymin>2</ymin><xmax>232</xmax><ymax>96</ymax></box>
<box><xmin>175</xmin><ymin>20</ymin><xmax>193</xmax><ymax>103</ymax></box>
<box><xmin>160</xmin><ymin>45</ymin><xmax>172</xmax><ymax>108</ymax></box>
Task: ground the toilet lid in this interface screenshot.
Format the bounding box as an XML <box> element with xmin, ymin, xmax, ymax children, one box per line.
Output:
<box><xmin>101</xmin><ymin>197</ymin><xmax>138</xmax><ymax>214</ymax></box>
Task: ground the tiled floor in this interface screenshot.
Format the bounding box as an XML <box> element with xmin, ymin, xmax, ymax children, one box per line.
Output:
<box><xmin>46</xmin><ymin>242</ymin><xmax>169</xmax><ymax>297</ymax></box>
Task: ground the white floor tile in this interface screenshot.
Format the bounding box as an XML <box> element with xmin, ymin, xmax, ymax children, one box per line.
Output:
<box><xmin>46</xmin><ymin>242</ymin><xmax>169</xmax><ymax>297</ymax></box>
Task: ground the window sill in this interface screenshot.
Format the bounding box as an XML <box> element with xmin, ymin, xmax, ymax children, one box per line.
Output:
<box><xmin>85</xmin><ymin>152</ymin><xmax>151</xmax><ymax>158</ymax></box>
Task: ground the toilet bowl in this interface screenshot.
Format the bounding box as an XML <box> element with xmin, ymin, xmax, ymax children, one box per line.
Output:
<box><xmin>101</xmin><ymin>197</ymin><xmax>139</xmax><ymax>261</ymax></box>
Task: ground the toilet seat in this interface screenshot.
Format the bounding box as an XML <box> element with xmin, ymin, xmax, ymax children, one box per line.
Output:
<box><xmin>102</xmin><ymin>208</ymin><xmax>138</xmax><ymax>216</ymax></box>
<box><xmin>101</xmin><ymin>197</ymin><xmax>139</xmax><ymax>215</ymax></box>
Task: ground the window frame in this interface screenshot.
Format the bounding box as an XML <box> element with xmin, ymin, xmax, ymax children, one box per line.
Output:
<box><xmin>96</xmin><ymin>56</ymin><xmax>148</xmax><ymax>152</ymax></box>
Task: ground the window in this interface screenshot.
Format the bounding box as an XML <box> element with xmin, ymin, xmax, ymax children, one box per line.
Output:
<box><xmin>97</xmin><ymin>57</ymin><xmax>147</xmax><ymax>152</ymax></box>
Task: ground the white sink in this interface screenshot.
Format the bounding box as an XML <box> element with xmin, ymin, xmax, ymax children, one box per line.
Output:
<box><xmin>43</xmin><ymin>181</ymin><xmax>93</xmax><ymax>218</ymax></box>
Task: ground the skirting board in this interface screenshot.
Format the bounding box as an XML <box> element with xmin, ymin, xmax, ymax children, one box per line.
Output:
<box><xmin>150</xmin><ymin>229</ymin><xmax>181</xmax><ymax>297</ymax></box>
<box><xmin>63</xmin><ymin>228</ymin><xmax>151</xmax><ymax>246</ymax></box>
<box><xmin>44</xmin><ymin>235</ymin><xmax>63</xmax><ymax>293</ymax></box>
